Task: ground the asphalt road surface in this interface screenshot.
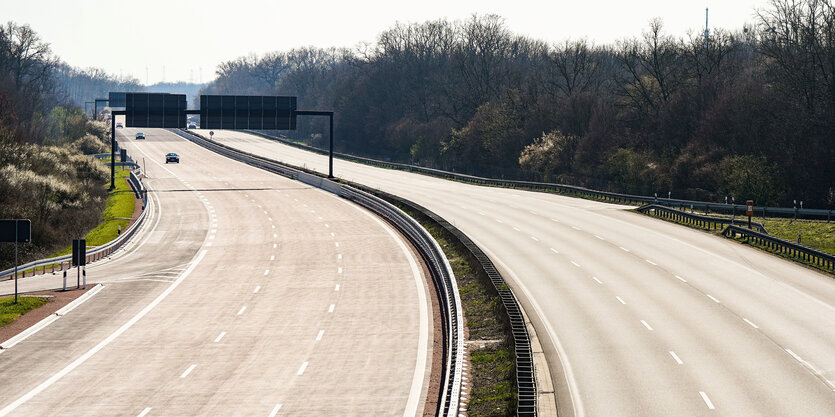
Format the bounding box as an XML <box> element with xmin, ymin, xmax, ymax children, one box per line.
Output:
<box><xmin>201</xmin><ymin>129</ymin><xmax>835</xmax><ymax>417</ymax></box>
<box><xmin>0</xmin><ymin>127</ymin><xmax>432</xmax><ymax>416</ymax></box>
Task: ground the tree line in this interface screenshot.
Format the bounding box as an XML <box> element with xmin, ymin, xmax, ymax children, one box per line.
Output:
<box><xmin>0</xmin><ymin>21</ymin><xmax>124</xmax><ymax>269</ymax></box>
<box><xmin>203</xmin><ymin>0</ymin><xmax>834</xmax><ymax>208</ymax></box>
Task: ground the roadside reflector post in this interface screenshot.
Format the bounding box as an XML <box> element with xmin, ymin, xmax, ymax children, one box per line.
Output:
<box><xmin>746</xmin><ymin>200</ymin><xmax>754</xmax><ymax>229</ymax></box>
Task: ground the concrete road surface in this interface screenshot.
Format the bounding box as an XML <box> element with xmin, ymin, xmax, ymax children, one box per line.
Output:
<box><xmin>201</xmin><ymin>129</ymin><xmax>835</xmax><ymax>417</ymax></box>
<box><xmin>0</xmin><ymin>127</ymin><xmax>432</xmax><ymax>416</ymax></box>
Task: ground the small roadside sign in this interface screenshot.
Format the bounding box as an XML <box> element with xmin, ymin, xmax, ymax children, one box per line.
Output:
<box><xmin>209</xmin><ymin>131</ymin><xmax>214</xmax><ymax>139</ymax></box>
<box><xmin>72</xmin><ymin>239</ymin><xmax>87</xmax><ymax>267</ymax></box>
<box><xmin>0</xmin><ymin>219</ymin><xmax>30</xmax><ymax>243</ymax></box>
<box><xmin>746</xmin><ymin>200</ymin><xmax>754</xmax><ymax>217</ymax></box>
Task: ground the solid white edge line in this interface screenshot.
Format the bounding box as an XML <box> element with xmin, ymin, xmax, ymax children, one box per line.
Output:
<box><xmin>180</xmin><ymin>364</ymin><xmax>197</xmax><ymax>378</ymax></box>
<box><xmin>550</xmin><ymin>248</ymin><xmax>559</xmax><ymax>254</ymax></box>
<box><xmin>297</xmin><ymin>361</ymin><xmax>308</xmax><ymax>375</ymax></box>
<box><xmin>0</xmin><ymin>315</ymin><xmax>59</xmax><ymax>350</ymax></box>
<box><xmin>316</xmin><ymin>330</ymin><xmax>324</xmax><ymax>341</ymax></box>
<box><xmin>743</xmin><ymin>318</ymin><xmax>759</xmax><ymax>329</ymax></box>
<box><xmin>237</xmin><ymin>306</ymin><xmax>247</xmax><ymax>316</ymax></box>
<box><xmin>592</xmin><ymin>277</ymin><xmax>602</xmax><ymax>284</ymax></box>
<box><xmin>571</xmin><ymin>261</ymin><xmax>581</xmax><ymax>267</ymax></box>
<box><xmin>707</xmin><ymin>294</ymin><xmax>721</xmax><ymax>303</ymax></box>
<box><xmin>137</xmin><ymin>407</ymin><xmax>152</xmax><ymax>417</ymax></box>
<box><xmin>646</xmin><ymin>259</ymin><xmax>657</xmax><ymax>265</ymax></box>
<box><xmin>669</xmin><ymin>351</ymin><xmax>683</xmax><ymax>365</ymax></box>
<box><xmin>0</xmin><ymin>249</ymin><xmax>209</xmax><ymax>417</ymax></box>
<box><xmin>699</xmin><ymin>391</ymin><xmax>715</xmax><ymax>409</ymax></box>
<box><xmin>675</xmin><ymin>275</ymin><xmax>687</xmax><ymax>282</ymax></box>
<box><xmin>474</xmin><ymin>242</ymin><xmax>584</xmax><ymax>417</ymax></box>
<box><xmin>267</xmin><ymin>404</ymin><xmax>282</xmax><ymax>417</ymax></box>
<box><xmin>641</xmin><ymin>320</ymin><xmax>654</xmax><ymax>330</ymax></box>
<box><xmin>619</xmin><ymin>246</ymin><xmax>630</xmax><ymax>252</ymax></box>
<box><xmin>616</xmin><ymin>296</ymin><xmax>626</xmax><ymax>305</ymax></box>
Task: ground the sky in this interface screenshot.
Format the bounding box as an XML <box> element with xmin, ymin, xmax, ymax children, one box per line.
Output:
<box><xmin>4</xmin><ymin>0</ymin><xmax>772</xmax><ymax>85</ymax></box>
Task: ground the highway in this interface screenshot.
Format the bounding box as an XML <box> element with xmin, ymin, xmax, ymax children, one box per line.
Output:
<box><xmin>201</xmin><ymin>129</ymin><xmax>835</xmax><ymax>416</ymax></box>
<box><xmin>0</xmin><ymin>127</ymin><xmax>433</xmax><ymax>416</ymax></box>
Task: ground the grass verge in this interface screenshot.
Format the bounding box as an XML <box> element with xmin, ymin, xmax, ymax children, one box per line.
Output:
<box><xmin>53</xmin><ymin>167</ymin><xmax>135</xmax><ymax>256</ymax></box>
<box><xmin>637</xmin><ymin>209</ymin><xmax>834</xmax><ymax>276</ymax></box>
<box><xmin>0</xmin><ymin>296</ymin><xmax>48</xmax><ymax>327</ymax></box>
<box><xmin>397</xmin><ymin>204</ymin><xmax>516</xmax><ymax>417</ymax></box>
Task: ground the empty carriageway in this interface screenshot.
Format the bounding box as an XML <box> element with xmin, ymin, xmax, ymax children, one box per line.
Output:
<box><xmin>0</xmin><ymin>127</ymin><xmax>433</xmax><ymax>416</ymax></box>
<box><xmin>203</xmin><ymin>128</ymin><xmax>835</xmax><ymax>417</ymax></box>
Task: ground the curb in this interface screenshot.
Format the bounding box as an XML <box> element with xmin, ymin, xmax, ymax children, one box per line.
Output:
<box><xmin>0</xmin><ymin>283</ymin><xmax>104</xmax><ymax>350</ymax></box>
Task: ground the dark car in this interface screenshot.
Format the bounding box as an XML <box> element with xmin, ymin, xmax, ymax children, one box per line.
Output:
<box><xmin>165</xmin><ymin>152</ymin><xmax>179</xmax><ymax>163</ymax></box>
<box><xmin>135</xmin><ymin>132</ymin><xmax>145</xmax><ymax>140</ymax></box>
<box><xmin>116</xmin><ymin>122</ymin><xmax>123</xmax><ymax>128</ymax></box>
<box><xmin>187</xmin><ymin>123</ymin><xmax>197</xmax><ymax>129</ymax></box>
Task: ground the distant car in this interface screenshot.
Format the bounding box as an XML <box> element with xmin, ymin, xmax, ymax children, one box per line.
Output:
<box><xmin>165</xmin><ymin>152</ymin><xmax>179</xmax><ymax>163</ymax></box>
<box><xmin>135</xmin><ymin>132</ymin><xmax>145</xmax><ymax>140</ymax></box>
<box><xmin>116</xmin><ymin>122</ymin><xmax>123</xmax><ymax>128</ymax></box>
<box><xmin>188</xmin><ymin>123</ymin><xmax>197</xmax><ymax>129</ymax></box>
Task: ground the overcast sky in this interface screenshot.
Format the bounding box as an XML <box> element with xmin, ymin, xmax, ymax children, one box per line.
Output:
<box><xmin>6</xmin><ymin>0</ymin><xmax>772</xmax><ymax>85</ymax></box>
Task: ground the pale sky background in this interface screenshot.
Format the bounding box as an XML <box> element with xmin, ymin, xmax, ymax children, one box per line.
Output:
<box><xmin>4</xmin><ymin>0</ymin><xmax>772</xmax><ymax>85</ymax></box>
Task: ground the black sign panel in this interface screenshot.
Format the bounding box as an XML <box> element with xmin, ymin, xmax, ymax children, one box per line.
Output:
<box><xmin>200</xmin><ymin>95</ymin><xmax>297</xmax><ymax>130</ymax></box>
<box><xmin>108</xmin><ymin>92</ymin><xmax>127</xmax><ymax>109</ymax></box>
<box><xmin>0</xmin><ymin>220</ymin><xmax>31</xmax><ymax>243</ymax></box>
<box><xmin>125</xmin><ymin>93</ymin><xmax>186</xmax><ymax>128</ymax></box>
<box><xmin>72</xmin><ymin>239</ymin><xmax>87</xmax><ymax>267</ymax></box>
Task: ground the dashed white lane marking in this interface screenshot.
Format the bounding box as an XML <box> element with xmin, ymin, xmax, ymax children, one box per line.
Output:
<box><xmin>316</xmin><ymin>330</ymin><xmax>324</xmax><ymax>341</ymax></box>
<box><xmin>530</xmin><ymin>236</ymin><xmax>539</xmax><ymax>242</ymax></box>
<box><xmin>550</xmin><ymin>248</ymin><xmax>559</xmax><ymax>254</ymax></box>
<box><xmin>268</xmin><ymin>217</ymin><xmax>272</xmax><ymax>221</ymax></box>
<box><xmin>264</xmin><ymin>269</ymin><xmax>269</xmax><ymax>276</ymax></box>
<box><xmin>263</xmin><ymin>210</ymin><xmax>267</xmax><ymax>214</ymax></box>
<box><xmin>594</xmin><ymin>235</ymin><xmax>605</xmax><ymax>240</ymax></box>
<box><xmin>330</xmin><ymin>232</ymin><xmax>335</xmax><ymax>237</ymax></box>
<box><xmin>324</xmin><ymin>224</ymin><xmax>329</xmax><ymax>228</ymax></box>
<box><xmin>137</xmin><ymin>408</ymin><xmax>152</xmax><ymax>417</ymax></box>
<box><xmin>619</xmin><ymin>246</ymin><xmax>630</xmax><ymax>252</ymax></box>
<box><xmin>495</xmin><ymin>218</ymin><xmax>503</xmax><ymax>223</ymax></box>
<box><xmin>270</xmin><ymin>255</ymin><xmax>274</xmax><ymax>261</ymax></box>
<box><xmin>529</xmin><ymin>210</ymin><xmax>537</xmax><ymax>215</ymax></box>
<box><xmin>641</xmin><ymin>320</ymin><xmax>654</xmax><ymax>331</ymax></box>
<box><xmin>328</xmin><ymin>304</ymin><xmax>335</xmax><ymax>313</ymax></box>
<box><xmin>206</xmin><ymin>242</ymin><xmax>213</xmax><ymax>247</ymax></box>
<box><xmin>699</xmin><ymin>391</ymin><xmax>715</xmax><ymax>409</ymax></box>
<box><xmin>268</xmin><ymin>403</ymin><xmax>283</xmax><ymax>417</ymax></box>
<box><xmin>253</xmin><ymin>286</ymin><xmax>261</xmax><ymax>293</ymax></box>
<box><xmin>297</xmin><ymin>362</ymin><xmax>308</xmax><ymax>375</ymax></box>
<box><xmin>551</xmin><ymin>218</ymin><xmax>560</xmax><ymax>222</ymax></box>
<box><xmin>337</xmin><ymin>254</ymin><xmax>342</xmax><ymax>260</ymax></box>
<box><xmin>592</xmin><ymin>277</ymin><xmax>603</xmax><ymax>284</ymax></box>
<box><xmin>273</xmin><ymin>244</ymin><xmax>277</xmax><ymax>248</ymax></box>
<box><xmin>743</xmin><ymin>318</ymin><xmax>759</xmax><ymax>329</ymax></box>
<box><xmin>616</xmin><ymin>296</ymin><xmax>626</xmax><ymax>305</ymax></box>
<box><xmin>273</xmin><ymin>233</ymin><xmax>277</xmax><ymax>238</ymax></box>
<box><xmin>571</xmin><ymin>226</ymin><xmax>581</xmax><ymax>230</ymax></box>
<box><xmin>338</xmin><ymin>267</ymin><xmax>343</xmax><ymax>274</ymax></box>
<box><xmin>237</xmin><ymin>306</ymin><xmax>247</xmax><ymax>316</ymax></box>
<box><xmin>669</xmin><ymin>351</ymin><xmax>683</xmax><ymax>365</ymax></box>
<box><xmin>478</xmin><ymin>211</ymin><xmax>486</xmax><ymax>216</ymax></box>
<box><xmin>180</xmin><ymin>364</ymin><xmax>197</xmax><ymax>378</ymax></box>
<box><xmin>214</xmin><ymin>332</ymin><xmax>226</xmax><ymax>343</ymax></box>
<box><xmin>334</xmin><ymin>242</ymin><xmax>339</xmax><ymax>247</ymax></box>
<box><xmin>675</xmin><ymin>275</ymin><xmax>687</xmax><ymax>282</ymax></box>
<box><xmin>334</xmin><ymin>284</ymin><xmax>340</xmax><ymax>291</ymax></box>
<box><xmin>645</xmin><ymin>259</ymin><xmax>657</xmax><ymax>266</ymax></box>
<box><xmin>271</xmin><ymin>225</ymin><xmax>275</xmax><ymax>229</ymax></box>
<box><xmin>512</xmin><ymin>226</ymin><xmax>521</xmax><ymax>232</ymax></box>
<box><xmin>707</xmin><ymin>295</ymin><xmax>721</xmax><ymax>303</ymax></box>
<box><xmin>570</xmin><ymin>261</ymin><xmax>581</xmax><ymax>267</ymax></box>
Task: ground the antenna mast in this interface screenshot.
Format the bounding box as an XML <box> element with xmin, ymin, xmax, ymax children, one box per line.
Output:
<box><xmin>704</xmin><ymin>8</ymin><xmax>710</xmax><ymax>43</ymax></box>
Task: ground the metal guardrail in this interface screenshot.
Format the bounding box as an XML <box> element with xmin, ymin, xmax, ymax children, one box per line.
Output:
<box><xmin>367</xmin><ymin>188</ymin><xmax>538</xmax><ymax>416</ymax></box>
<box><xmin>0</xmin><ymin>167</ymin><xmax>150</xmax><ymax>281</ymax></box>
<box><xmin>175</xmin><ymin>129</ymin><xmax>465</xmax><ymax>416</ymax></box>
<box><xmin>723</xmin><ymin>225</ymin><xmax>835</xmax><ymax>271</ymax></box>
<box><xmin>128</xmin><ymin>169</ymin><xmax>147</xmax><ymax>208</ymax></box>
<box><xmin>246</xmin><ymin>130</ymin><xmax>835</xmax><ymax>220</ymax></box>
<box><xmin>637</xmin><ymin>204</ymin><xmax>768</xmax><ymax>233</ymax></box>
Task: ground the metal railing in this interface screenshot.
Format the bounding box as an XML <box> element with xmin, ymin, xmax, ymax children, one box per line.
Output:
<box><xmin>637</xmin><ymin>204</ymin><xmax>768</xmax><ymax>233</ymax></box>
<box><xmin>0</xmin><ymin>168</ymin><xmax>150</xmax><ymax>281</ymax></box>
<box><xmin>723</xmin><ymin>225</ymin><xmax>835</xmax><ymax>271</ymax></box>
<box><xmin>175</xmin><ymin>129</ymin><xmax>465</xmax><ymax>416</ymax></box>
<box><xmin>246</xmin><ymin>130</ymin><xmax>835</xmax><ymax>220</ymax></box>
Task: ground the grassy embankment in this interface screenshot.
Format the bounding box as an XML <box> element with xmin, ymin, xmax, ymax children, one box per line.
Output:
<box><xmin>402</xmin><ymin>206</ymin><xmax>516</xmax><ymax>417</ymax></box>
<box><xmin>16</xmin><ymin>167</ymin><xmax>135</xmax><ymax>276</ymax></box>
<box><xmin>0</xmin><ymin>296</ymin><xmax>48</xmax><ymax>327</ymax></box>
